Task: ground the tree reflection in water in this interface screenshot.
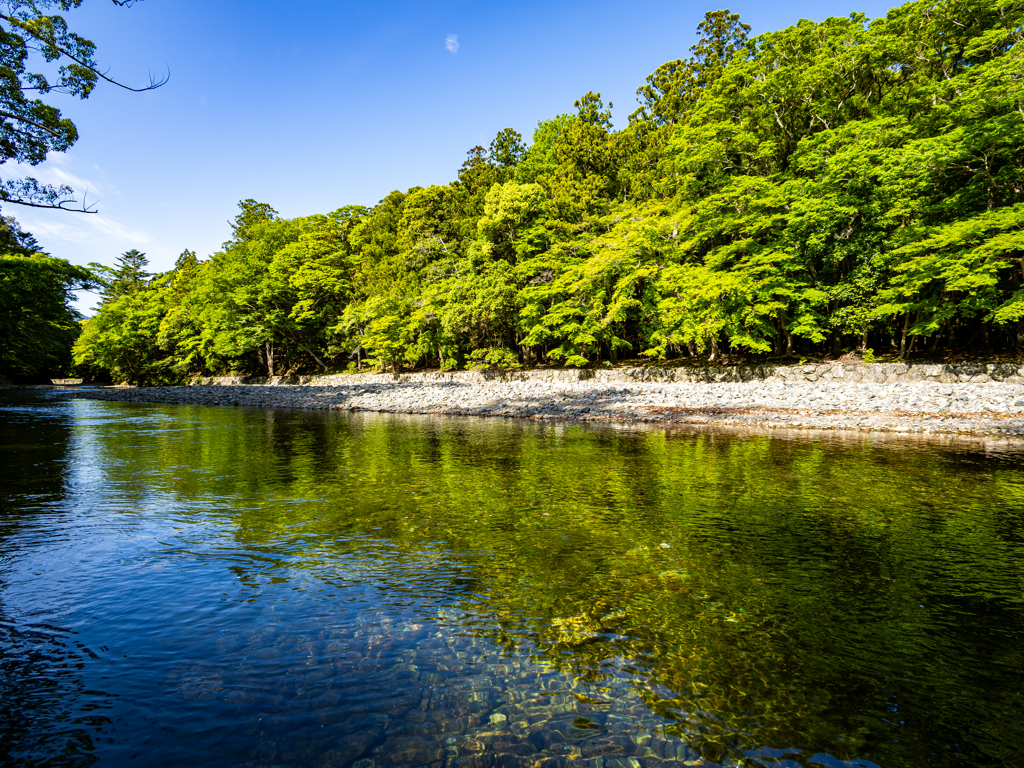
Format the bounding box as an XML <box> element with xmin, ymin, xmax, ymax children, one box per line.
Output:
<box><xmin>1</xmin><ymin>393</ymin><xmax>1022</xmax><ymax>767</ymax></box>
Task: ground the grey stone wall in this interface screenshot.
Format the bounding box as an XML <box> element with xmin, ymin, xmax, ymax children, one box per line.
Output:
<box><xmin>191</xmin><ymin>361</ymin><xmax>1024</xmax><ymax>388</ymax></box>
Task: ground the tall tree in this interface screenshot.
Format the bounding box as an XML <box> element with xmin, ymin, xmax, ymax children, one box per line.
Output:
<box><xmin>0</xmin><ymin>0</ymin><xmax>163</xmax><ymax>212</ymax></box>
<box><xmin>489</xmin><ymin>128</ymin><xmax>526</xmax><ymax>171</ymax></box>
<box><xmin>632</xmin><ymin>10</ymin><xmax>751</xmax><ymax>127</ymax></box>
<box><xmin>226</xmin><ymin>199</ymin><xmax>279</xmax><ymax>245</ymax></box>
<box><xmin>549</xmin><ymin>92</ymin><xmax>617</xmax><ymax>222</ymax></box>
<box><xmin>1</xmin><ymin>218</ymin><xmax>93</xmax><ymax>379</ymax></box>
<box><xmin>92</xmin><ymin>248</ymin><xmax>151</xmax><ymax>306</ymax></box>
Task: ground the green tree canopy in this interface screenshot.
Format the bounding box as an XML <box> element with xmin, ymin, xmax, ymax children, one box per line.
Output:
<box><xmin>72</xmin><ymin>0</ymin><xmax>1024</xmax><ymax>383</ymax></box>
<box><xmin>0</xmin><ymin>0</ymin><xmax>163</xmax><ymax>212</ymax></box>
<box><xmin>1</xmin><ymin>216</ymin><xmax>94</xmax><ymax>379</ymax></box>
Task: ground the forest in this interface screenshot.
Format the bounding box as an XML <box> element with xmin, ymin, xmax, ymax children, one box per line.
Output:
<box><xmin>3</xmin><ymin>0</ymin><xmax>1023</xmax><ymax>384</ymax></box>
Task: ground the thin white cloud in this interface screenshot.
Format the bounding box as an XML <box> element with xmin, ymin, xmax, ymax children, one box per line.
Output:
<box><xmin>16</xmin><ymin>212</ymin><xmax>151</xmax><ymax>250</ymax></box>
<box><xmin>89</xmin><ymin>215</ymin><xmax>152</xmax><ymax>245</ymax></box>
<box><xmin>445</xmin><ymin>34</ymin><xmax>459</xmax><ymax>54</ymax></box>
<box><xmin>33</xmin><ymin>165</ymin><xmax>94</xmax><ymax>195</ymax></box>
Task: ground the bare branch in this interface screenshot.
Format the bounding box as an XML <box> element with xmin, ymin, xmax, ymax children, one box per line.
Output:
<box><xmin>0</xmin><ymin>13</ymin><xmax>169</xmax><ymax>93</ymax></box>
<box><xmin>0</xmin><ymin>196</ymin><xmax>97</xmax><ymax>212</ymax></box>
<box><xmin>0</xmin><ymin>176</ymin><xmax>98</xmax><ymax>213</ymax></box>
<box><xmin>91</xmin><ymin>64</ymin><xmax>169</xmax><ymax>93</ymax></box>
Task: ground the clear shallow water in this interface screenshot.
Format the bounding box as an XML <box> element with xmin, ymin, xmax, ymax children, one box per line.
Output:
<box><xmin>2</xmin><ymin>392</ymin><xmax>1024</xmax><ymax>768</ymax></box>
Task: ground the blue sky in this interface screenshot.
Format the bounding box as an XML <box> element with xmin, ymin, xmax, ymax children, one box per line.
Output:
<box><xmin>9</xmin><ymin>0</ymin><xmax>902</xmax><ymax>311</ymax></box>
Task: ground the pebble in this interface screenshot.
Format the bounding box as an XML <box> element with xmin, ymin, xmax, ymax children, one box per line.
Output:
<box><xmin>58</xmin><ymin>378</ymin><xmax>1024</xmax><ymax>438</ymax></box>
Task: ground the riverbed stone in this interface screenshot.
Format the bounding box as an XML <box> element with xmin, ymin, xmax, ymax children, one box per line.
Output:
<box><xmin>57</xmin><ymin>360</ymin><xmax>1024</xmax><ymax>440</ymax></box>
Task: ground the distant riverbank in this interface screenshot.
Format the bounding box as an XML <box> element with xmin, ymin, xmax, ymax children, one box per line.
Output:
<box><xmin>58</xmin><ymin>361</ymin><xmax>1024</xmax><ymax>438</ymax></box>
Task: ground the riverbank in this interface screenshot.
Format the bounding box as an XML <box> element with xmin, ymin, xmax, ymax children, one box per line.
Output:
<box><xmin>57</xmin><ymin>361</ymin><xmax>1024</xmax><ymax>438</ymax></box>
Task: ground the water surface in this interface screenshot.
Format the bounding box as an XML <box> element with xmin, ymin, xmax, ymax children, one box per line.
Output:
<box><xmin>2</xmin><ymin>391</ymin><xmax>1023</xmax><ymax>767</ymax></box>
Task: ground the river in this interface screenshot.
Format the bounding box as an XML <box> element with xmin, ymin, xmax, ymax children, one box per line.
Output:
<box><xmin>2</xmin><ymin>391</ymin><xmax>1023</xmax><ymax>767</ymax></box>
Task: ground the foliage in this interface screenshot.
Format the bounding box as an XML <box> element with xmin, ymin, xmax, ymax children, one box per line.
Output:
<box><xmin>72</xmin><ymin>249</ymin><xmax>173</xmax><ymax>383</ymax></box>
<box><xmin>91</xmin><ymin>248</ymin><xmax>151</xmax><ymax>305</ymax></box>
<box><xmin>73</xmin><ymin>0</ymin><xmax>1024</xmax><ymax>384</ymax></box>
<box><xmin>0</xmin><ymin>0</ymin><xmax>160</xmax><ymax>211</ymax></box>
<box><xmin>0</xmin><ymin>221</ymin><xmax>93</xmax><ymax>379</ymax></box>
<box><xmin>0</xmin><ymin>2</ymin><xmax>163</xmax><ymax>379</ymax></box>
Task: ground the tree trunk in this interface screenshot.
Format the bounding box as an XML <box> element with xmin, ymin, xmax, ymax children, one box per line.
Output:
<box><xmin>899</xmin><ymin>314</ymin><xmax>909</xmax><ymax>358</ymax></box>
<box><xmin>860</xmin><ymin>329</ymin><xmax>868</xmax><ymax>353</ymax></box>
<box><xmin>778</xmin><ymin>316</ymin><xmax>794</xmax><ymax>356</ymax></box>
<box><xmin>708</xmin><ymin>334</ymin><xmax>719</xmax><ymax>363</ymax></box>
<box><xmin>265</xmin><ymin>341</ymin><xmax>275</xmax><ymax>376</ymax></box>
<box><xmin>302</xmin><ymin>345</ymin><xmax>328</xmax><ymax>372</ymax></box>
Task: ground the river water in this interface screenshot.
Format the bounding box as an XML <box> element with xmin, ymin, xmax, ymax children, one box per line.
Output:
<box><xmin>2</xmin><ymin>391</ymin><xmax>1023</xmax><ymax>768</ymax></box>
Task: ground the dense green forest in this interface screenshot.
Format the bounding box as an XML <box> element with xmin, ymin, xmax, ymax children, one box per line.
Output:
<box><xmin>0</xmin><ymin>216</ymin><xmax>93</xmax><ymax>381</ymax></box>
<box><xmin>0</xmin><ymin>0</ymin><xmax>156</xmax><ymax>383</ymax></box>
<box><xmin>6</xmin><ymin>0</ymin><xmax>1024</xmax><ymax>384</ymax></box>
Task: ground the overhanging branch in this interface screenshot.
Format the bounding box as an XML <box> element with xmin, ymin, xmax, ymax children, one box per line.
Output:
<box><xmin>0</xmin><ymin>9</ymin><xmax>169</xmax><ymax>94</ymax></box>
<box><xmin>1</xmin><ymin>177</ymin><xmax>97</xmax><ymax>213</ymax></box>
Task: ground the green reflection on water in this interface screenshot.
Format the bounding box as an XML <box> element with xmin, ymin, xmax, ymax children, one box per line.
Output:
<box><xmin>66</xmin><ymin>401</ymin><xmax>1024</xmax><ymax>766</ymax></box>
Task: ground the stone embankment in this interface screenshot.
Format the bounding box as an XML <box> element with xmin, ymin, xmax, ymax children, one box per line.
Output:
<box><xmin>56</xmin><ymin>361</ymin><xmax>1024</xmax><ymax>438</ymax></box>
<box><xmin>192</xmin><ymin>360</ymin><xmax>1024</xmax><ymax>387</ymax></box>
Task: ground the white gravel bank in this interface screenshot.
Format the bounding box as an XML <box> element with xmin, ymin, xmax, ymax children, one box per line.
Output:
<box><xmin>61</xmin><ymin>376</ymin><xmax>1024</xmax><ymax>438</ymax></box>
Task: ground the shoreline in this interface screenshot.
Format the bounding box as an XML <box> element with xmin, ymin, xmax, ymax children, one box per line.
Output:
<box><xmin>190</xmin><ymin>360</ymin><xmax>1024</xmax><ymax>387</ymax></box>
<box><xmin>55</xmin><ymin>371</ymin><xmax>1024</xmax><ymax>439</ymax></box>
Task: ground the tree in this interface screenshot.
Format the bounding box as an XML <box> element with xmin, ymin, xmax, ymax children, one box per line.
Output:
<box><xmin>632</xmin><ymin>10</ymin><xmax>751</xmax><ymax>127</ymax></box>
<box><xmin>0</xmin><ymin>0</ymin><xmax>164</xmax><ymax>212</ymax></box>
<box><xmin>515</xmin><ymin>114</ymin><xmax>574</xmax><ymax>185</ymax></box>
<box><xmin>549</xmin><ymin>92</ymin><xmax>617</xmax><ymax>222</ymax></box>
<box><xmin>92</xmin><ymin>248</ymin><xmax>151</xmax><ymax>305</ymax></box>
<box><xmin>155</xmin><ymin>249</ymin><xmax>207</xmax><ymax>378</ymax></box>
<box><xmin>0</xmin><ymin>3</ymin><xmax>161</xmax><ymax>378</ymax></box>
<box><xmin>0</xmin><ymin>214</ymin><xmax>42</xmax><ymax>253</ymax></box>
<box><xmin>280</xmin><ymin>207</ymin><xmax>367</xmax><ymax>371</ymax></box>
<box><xmin>226</xmin><ymin>199</ymin><xmax>279</xmax><ymax>245</ymax></box>
<box><xmin>1</xmin><ymin>234</ymin><xmax>93</xmax><ymax>379</ymax></box>
<box><xmin>194</xmin><ymin>216</ymin><xmax>302</xmax><ymax>377</ymax></box>
<box><xmin>73</xmin><ymin>276</ymin><xmax>175</xmax><ymax>385</ymax></box>
<box><xmin>59</xmin><ymin>0</ymin><xmax>1024</xmax><ymax>375</ymax></box>
<box><xmin>489</xmin><ymin>128</ymin><xmax>526</xmax><ymax>170</ymax></box>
